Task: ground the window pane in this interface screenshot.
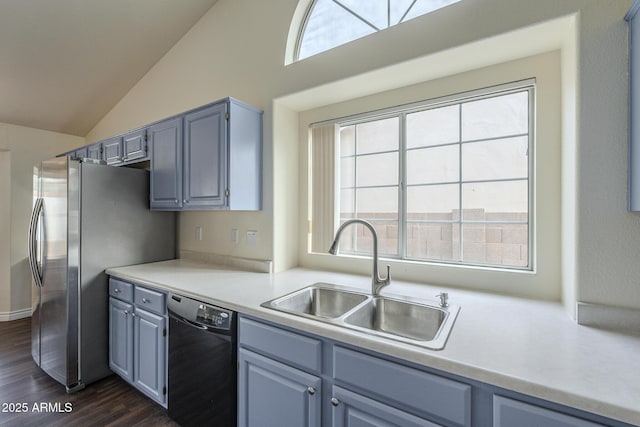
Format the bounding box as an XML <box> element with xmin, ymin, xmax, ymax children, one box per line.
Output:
<box><xmin>462</xmin><ymin>181</ymin><xmax>528</xmax><ymax>220</ymax></box>
<box><xmin>299</xmin><ymin>0</ymin><xmax>375</xmax><ymax>60</ymax></box>
<box><xmin>462</xmin><ymin>91</ymin><xmax>528</xmax><ymax>141</ymax></box>
<box><xmin>407</xmin><ymin>145</ymin><xmax>459</xmax><ymax>185</ymax></box>
<box><xmin>337</xmin><ymin>0</ymin><xmax>388</xmax><ymax>29</ymax></box>
<box><xmin>462</xmin><ymin>136</ymin><xmax>528</xmax><ymax>181</ymax></box>
<box><xmin>390</xmin><ymin>0</ymin><xmax>415</xmax><ymax>25</ymax></box>
<box><xmin>463</xmin><ymin>223</ymin><xmax>528</xmax><ymax>267</ymax></box>
<box><xmin>340</xmin><ymin>188</ymin><xmax>355</xmax><ymax>217</ymax></box>
<box><xmin>406</xmin><ymin>222</ymin><xmax>460</xmax><ymax>261</ymax></box>
<box><xmin>340</xmin><ymin>125</ymin><xmax>355</xmax><ymax>156</ymax></box>
<box><xmin>356</xmin><ymin>187</ymin><xmax>398</xmax><ymax>214</ymax></box>
<box><xmin>340</xmin><ymin>156</ymin><xmax>355</xmax><ymax>188</ymax></box>
<box><xmin>336</xmin><ymin>220</ymin><xmax>399</xmax><ymax>256</ymax></box>
<box><xmin>407</xmin><ymin>105</ymin><xmax>459</xmax><ymax>148</ymax></box>
<box><xmin>356</xmin><ymin>117</ymin><xmax>399</xmax><ymax>154</ymax></box>
<box><xmin>356</xmin><ymin>152</ymin><xmax>398</xmax><ymax>187</ymax></box>
<box><xmin>407</xmin><ymin>184</ymin><xmax>459</xmax><ymax>217</ymax></box>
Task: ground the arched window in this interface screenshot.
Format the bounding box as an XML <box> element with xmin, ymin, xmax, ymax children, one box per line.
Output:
<box><xmin>295</xmin><ymin>0</ymin><xmax>461</xmax><ymax>61</ymax></box>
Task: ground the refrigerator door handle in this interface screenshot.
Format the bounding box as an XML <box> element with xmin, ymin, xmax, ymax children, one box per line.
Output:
<box><xmin>28</xmin><ymin>197</ymin><xmax>44</xmax><ymax>288</ymax></box>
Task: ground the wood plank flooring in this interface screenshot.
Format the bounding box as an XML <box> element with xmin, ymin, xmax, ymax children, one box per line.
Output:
<box><xmin>0</xmin><ymin>317</ymin><xmax>178</xmax><ymax>427</ymax></box>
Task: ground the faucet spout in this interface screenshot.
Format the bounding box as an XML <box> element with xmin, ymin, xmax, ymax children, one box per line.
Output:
<box><xmin>328</xmin><ymin>219</ymin><xmax>390</xmax><ymax>296</ymax></box>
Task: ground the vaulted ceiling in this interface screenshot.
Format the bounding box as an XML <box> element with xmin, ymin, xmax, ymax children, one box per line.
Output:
<box><xmin>0</xmin><ymin>0</ymin><xmax>218</xmax><ymax>136</ymax></box>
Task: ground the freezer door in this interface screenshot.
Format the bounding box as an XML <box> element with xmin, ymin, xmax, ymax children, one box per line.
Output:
<box><xmin>38</xmin><ymin>156</ymin><xmax>80</xmax><ymax>388</ymax></box>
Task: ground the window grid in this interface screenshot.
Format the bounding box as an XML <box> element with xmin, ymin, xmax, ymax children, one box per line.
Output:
<box><xmin>335</xmin><ymin>82</ymin><xmax>534</xmax><ymax>270</ymax></box>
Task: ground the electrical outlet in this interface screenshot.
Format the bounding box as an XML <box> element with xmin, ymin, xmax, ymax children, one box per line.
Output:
<box><xmin>231</xmin><ymin>228</ymin><xmax>239</xmax><ymax>244</ymax></box>
<box><xmin>246</xmin><ymin>230</ymin><xmax>258</xmax><ymax>246</ymax></box>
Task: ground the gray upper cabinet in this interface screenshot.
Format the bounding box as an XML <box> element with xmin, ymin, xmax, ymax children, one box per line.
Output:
<box><xmin>151</xmin><ymin>97</ymin><xmax>263</xmax><ymax>211</ymax></box>
<box><xmin>183</xmin><ymin>103</ymin><xmax>227</xmax><ymax>209</ymax></box>
<box><xmin>628</xmin><ymin>1</ymin><xmax>640</xmax><ymax>211</ymax></box>
<box><xmin>122</xmin><ymin>128</ymin><xmax>148</xmax><ymax>163</ymax></box>
<box><xmin>58</xmin><ymin>97</ymin><xmax>261</xmax><ymax>211</ymax></box>
<box><xmin>87</xmin><ymin>142</ymin><xmax>103</xmax><ymax>160</ymax></box>
<box><xmin>103</xmin><ymin>136</ymin><xmax>123</xmax><ymax>165</ymax></box>
<box><xmin>150</xmin><ymin>117</ymin><xmax>183</xmax><ymax>210</ymax></box>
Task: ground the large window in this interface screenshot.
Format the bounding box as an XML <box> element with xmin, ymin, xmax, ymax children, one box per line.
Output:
<box><xmin>296</xmin><ymin>0</ymin><xmax>461</xmax><ymax>61</ymax></box>
<box><xmin>313</xmin><ymin>82</ymin><xmax>534</xmax><ymax>270</ymax></box>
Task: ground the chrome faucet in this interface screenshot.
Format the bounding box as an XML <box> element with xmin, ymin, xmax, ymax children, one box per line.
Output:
<box><xmin>328</xmin><ymin>219</ymin><xmax>390</xmax><ymax>296</ymax></box>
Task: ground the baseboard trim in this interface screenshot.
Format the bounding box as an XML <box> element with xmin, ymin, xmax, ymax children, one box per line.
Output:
<box><xmin>0</xmin><ymin>308</ymin><xmax>32</xmax><ymax>322</ymax></box>
<box><xmin>576</xmin><ymin>302</ymin><xmax>640</xmax><ymax>333</ymax></box>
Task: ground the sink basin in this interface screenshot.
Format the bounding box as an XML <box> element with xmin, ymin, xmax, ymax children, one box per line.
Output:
<box><xmin>343</xmin><ymin>297</ymin><xmax>447</xmax><ymax>342</ymax></box>
<box><xmin>262</xmin><ymin>284</ymin><xmax>368</xmax><ymax>319</ymax></box>
<box><xmin>261</xmin><ymin>283</ymin><xmax>459</xmax><ymax>350</ymax></box>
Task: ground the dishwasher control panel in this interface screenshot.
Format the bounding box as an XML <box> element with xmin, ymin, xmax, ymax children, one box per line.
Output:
<box><xmin>168</xmin><ymin>293</ymin><xmax>234</xmax><ymax>331</ymax></box>
<box><xmin>196</xmin><ymin>304</ymin><xmax>231</xmax><ymax>329</ymax></box>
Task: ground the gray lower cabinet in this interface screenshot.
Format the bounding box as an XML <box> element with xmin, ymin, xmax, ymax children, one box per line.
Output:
<box><xmin>238</xmin><ymin>315</ymin><xmax>458</xmax><ymax>427</ymax></box>
<box><xmin>493</xmin><ymin>396</ymin><xmax>605</xmax><ymax>427</ymax></box>
<box><xmin>238</xmin><ymin>348</ymin><xmax>321</xmax><ymax>427</ymax></box>
<box><xmin>239</xmin><ymin>315</ymin><xmax>635</xmax><ymax>427</ymax></box>
<box><xmin>108</xmin><ymin>278</ymin><xmax>167</xmax><ymax>407</ymax></box>
<box><xmin>108</xmin><ymin>296</ymin><xmax>134</xmax><ymax>382</ymax></box>
<box><xmin>331</xmin><ymin>386</ymin><xmax>441</xmax><ymax>427</ymax></box>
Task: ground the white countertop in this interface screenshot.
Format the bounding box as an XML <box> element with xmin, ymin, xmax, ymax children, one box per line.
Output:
<box><xmin>106</xmin><ymin>259</ymin><xmax>640</xmax><ymax>425</ymax></box>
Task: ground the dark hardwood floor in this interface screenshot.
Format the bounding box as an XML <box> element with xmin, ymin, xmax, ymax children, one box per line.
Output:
<box><xmin>0</xmin><ymin>317</ymin><xmax>179</xmax><ymax>427</ymax></box>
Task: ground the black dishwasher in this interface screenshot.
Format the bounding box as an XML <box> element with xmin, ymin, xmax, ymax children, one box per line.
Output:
<box><xmin>167</xmin><ymin>293</ymin><xmax>237</xmax><ymax>427</ymax></box>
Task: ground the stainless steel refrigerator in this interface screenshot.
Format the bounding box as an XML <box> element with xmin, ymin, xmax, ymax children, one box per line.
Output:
<box><xmin>28</xmin><ymin>156</ymin><xmax>176</xmax><ymax>392</ymax></box>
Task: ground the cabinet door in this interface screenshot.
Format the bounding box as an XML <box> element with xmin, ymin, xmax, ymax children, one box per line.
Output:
<box><xmin>332</xmin><ymin>386</ymin><xmax>441</xmax><ymax>427</ymax></box>
<box><xmin>73</xmin><ymin>147</ymin><xmax>89</xmax><ymax>159</ymax></box>
<box><xmin>238</xmin><ymin>348</ymin><xmax>321</xmax><ymax>427</ymax></box>
<box><xmin>109</xmin><ymin>297</ymin><xmax>134</xmax><ymax>383</ymax></box>
<box><xmin>150</xmin><ymin>117</ymin><xmax>183</xmax><ymax>210</ymax></box>
<box><xmin>493</xmin><ymin>396</ymin><xmax>605</xmax><ymax>427</ymax></box>
<box><xmin>103</xmin><ymin>136</ymin><xmax>123</xmax><ymax>165</ymax></box>
<box><xmin>183</xmin><ymin>103</ymin><xmax>228</xmax><ymax>209</ymax></box>
<box><xmin>123</xmin><ymin>128</ymin><xmax>147</xmax><ymax>163</ymax></box>
<box><xmin>87</xmin><ymin>143</ymin><xmax>103</xmax><ymax>160</ymax></box>
<box><xmin>133</xmin><ymin>308</ymin><xmax>166</xmax><ymax>405</ymax></box>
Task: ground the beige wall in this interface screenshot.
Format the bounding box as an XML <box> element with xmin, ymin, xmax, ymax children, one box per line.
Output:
<box><xmin>85</xmin><ymin>0</ymin><xmax>639</xmax><ymax>313</ymax></box>
<box><xmin>0</xmin><ymin>123</ymin><xmax>83</xmax><ymax>320</ymax></box>
<box><xmin>298</xmin><ymin>52</ymin><xmax>562</xmax><ymax>301</ymax></box>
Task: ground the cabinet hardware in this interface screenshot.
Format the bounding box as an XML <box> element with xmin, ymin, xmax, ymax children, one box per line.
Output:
<box><xmin>114</xmin><ymin>288</ymin><xmax>120</xmax><ymax>293</ymax></box>
<box><xmin>225</xmin><ymin>112</ymin><xmax>229</xmax><ymax>121</ymax></box>
<box><xmin>124</xmin><ymin>310</ymin><xmax>129</xmax><ymax>315</ymax></box>
<box><xmin>331</xmin><ymin>397</ymin><xmax>340</xmax><ymax>407</ymax></box>
<box><xmin>225</xmin><ymin>188</ymin><xmax>230</xmax><ymax>198</ymax></box>
<box><xmin>142</xmin><ymin>298</ymin><xmax>149</xmax><ymax>303</ymax></box>
<box><xmin>307</xmin><ymin>387</ymin><xmax>316</xmax><ymax>395</ymax></box>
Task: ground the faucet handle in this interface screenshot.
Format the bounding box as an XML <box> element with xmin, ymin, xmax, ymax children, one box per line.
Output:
<box><xmin>436</xmin><ymin>292</ymin><xmax>449</xmax><ymax>308</ymax></box>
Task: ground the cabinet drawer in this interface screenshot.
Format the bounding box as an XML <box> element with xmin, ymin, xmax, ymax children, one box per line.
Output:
<box><xmin>109</xmin><ymin>278</ymin><xmax>133</xmax><ymax>303</ymax></box>
<box><xmin>134</xmin><ymin>286</ymin><xmax>166</xmax><ymax>315</ymax></box>
<box><xmin>238</xmin><ymin>316</ymin><xmax>322</xmax><ymax>374</ymax></box>
<box><xmin>333</xmin><ymin>346</ymin><xmax>471</xmax><ymax>427</ymax></box>
<box><xmin>493</xmin><ymin>396</ymin><xmax>605</xmax><ymax>427</ymax></box>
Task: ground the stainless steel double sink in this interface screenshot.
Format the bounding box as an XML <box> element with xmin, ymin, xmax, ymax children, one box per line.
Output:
<box><xmin>261</xmin><ymin>283</ymin><xmax>460</xmax><ymax>350</ymax></box>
